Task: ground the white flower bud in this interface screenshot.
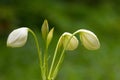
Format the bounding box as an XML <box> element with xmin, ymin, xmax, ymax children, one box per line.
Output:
<box><xmin>7</xmin><ymin>27</ymin><xmax>28</xmax><ymax>48</ymax></box>
<box><xmin>62</xmin><ymin>32</ymin><xmax>79</xmax><ymax>51</ymax></box>
<box><xmin>79</xmin><ymin>29</ymin><xmax>100</xmax><ymax>50</ymax></box>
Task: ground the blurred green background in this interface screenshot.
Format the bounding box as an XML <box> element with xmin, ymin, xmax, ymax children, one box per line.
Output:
<box><xmin>0</xmin><ymin>0</ymin><xmax>120</xmax><ymax>80</ymax></box>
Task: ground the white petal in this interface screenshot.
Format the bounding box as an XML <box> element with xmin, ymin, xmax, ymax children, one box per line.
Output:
<box><xmin>7</xmin><ymin>27</ymin><xmax>28</xmax><ymax>47</ymax></box>
<box><xmin>62</xmin><ymin>32</ymin><xmax>79</xmax><ymax>51</ymax></box>
<box><xmin>79</xmin><ymin>29</ymin><xmax>100</xmax><ymax>50</ymax></box>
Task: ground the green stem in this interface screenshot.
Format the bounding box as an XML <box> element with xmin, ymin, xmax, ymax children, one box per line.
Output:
<box><xmin>48</xmin><ymin>35</ymin><xmax>63</xmax><ymax>80</ymax></box>
<box><xmin>51</xmin><ymin>31</ymin><xmax>79</xmax><ymax>79</ymax></box>
<box><xmin>28</xmin><ymin>29</ymin><xmax>44</xmax><ymax>79</ymax></box>
<box><xmin>43</xmin><ymin>42</ymin><xmax>49</xmax><ymax>80</ymax></box>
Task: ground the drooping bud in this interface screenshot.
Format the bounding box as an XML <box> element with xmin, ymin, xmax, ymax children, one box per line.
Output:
<box><xmin>46</xmin><ymin>28</ymin><xmax>54</xmax><ymax>47</ymax></box>
<box><xmin>7</xmin><ymin>27</ymin><xmax>28</xmax><ymax>48</ymax></box>
<box><xmin>79</xmin><ymin>29</ymin><xmax>100</xmax><ymax>50</ymax></box>
<box><xmin>41</xmin><ymin>19</ymin><xmax>49</xmax><ymax>40</ymax></box>
<box><xmin>61</xmin><ymin>32</ymin><xmax>79</xmax><ymax>51</ymax></box>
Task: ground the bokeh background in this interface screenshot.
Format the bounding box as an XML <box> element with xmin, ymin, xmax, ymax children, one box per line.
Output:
<box><xmin>0</xmin><ymin>0</ymin><xmax>120</xmax><ymax>80</ymax></box>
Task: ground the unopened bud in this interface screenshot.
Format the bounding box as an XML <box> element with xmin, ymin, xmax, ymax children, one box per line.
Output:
<box><xmin>47</xmin><ymin>28</ymin><xmax>54</xmax><ymax>47</ymax></box>
<box><xmin>62</xmin><ymin>32</ymin><xmax>79</xmax><ymax>51</ymax></box>
<box><xmin>7</xmin><ymin>27</ymin><xmax>28</xmax><ymax>48</ymax></box>
<box><xmin>41</xmin><ymin>19</ymin><xmax>49</xmax><ymax>40</ymax></box>
<box><xmin>79</xmin><ymin>29</ymin><xmax>100</xmax><ymax>50</ymax></box>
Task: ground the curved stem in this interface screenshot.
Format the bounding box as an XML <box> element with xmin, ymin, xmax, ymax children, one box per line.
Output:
<box><xmin>51</xmin><ymin>31</ymin><xmax>80</xmax><ymax>79</ymax></box>
<box><xmin>28</xmin><ymin>29</ymin><xmax>44</xmax><ymax>79</ymax></box>
<box><xmin>48</xmin><ymin>35</ymin><xmax>63</xmax><ymax>80</ymax></box>
<box><xmin>48</xmin><ymin>30</ymin><xmax>82</xmax><ymax>80</ymax></box>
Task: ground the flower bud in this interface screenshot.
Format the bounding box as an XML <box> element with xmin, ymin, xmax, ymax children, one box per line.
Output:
<box><xmin>62</xmin><ymin>32</ymin><xmax>79</xmax><ymax>51</ymax></box>
<box><xmin>7</xmin><ymin>27</ymin><xmax>28</xmax><ymax>48</ymax></box>
<box><xmin>41</xmin><ymin>19</ymin><xmax>49</xmax><ymax>40</ymax></box>
<box><xmin>47</xmin><ymin>28</ymin><xmax>54</xmax><ymax>47</ymax></box>
<box><xmin>79</xmin><ymin>29</ymin><xmax>100</xmax><ymax>50</ymax></box>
